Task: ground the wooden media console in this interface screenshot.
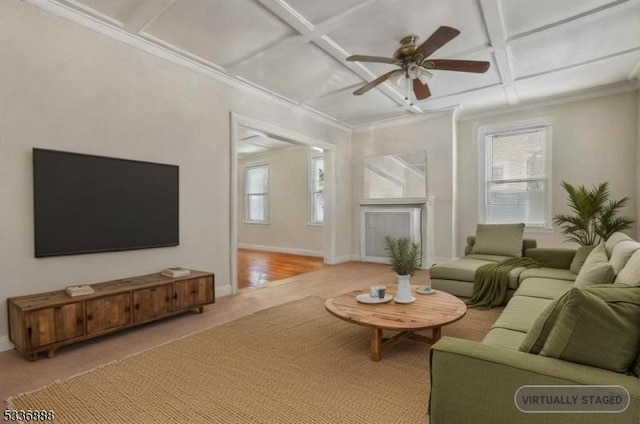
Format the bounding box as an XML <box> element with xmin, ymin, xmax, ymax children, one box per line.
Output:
<box><xmin>7</xmin><ymin>270</ymin><xmax>215</xmax><ymax>360</ymax></box>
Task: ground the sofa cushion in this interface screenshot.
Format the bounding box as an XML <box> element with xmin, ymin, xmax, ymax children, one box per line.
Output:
<box><xmin>491</xmin><ymin>295</ymin><xmax>552</xmax><ymax>333</ymax></box>
<box><xmin>539</xmin><ymin>285</ymin><xmax>640</xmax><ymax>373</ymax></box>
<box><xmin>471</xmin><ymin>223</ymin><xmax>524</xmax><ymax>257</ymax></box>
<box><xmin>429</xmin><ymin>257</ymin><xmax>494</xmax><ymax>282</ymax></box>
<box><xmin>609</xmin><ymin>240</ymin><xmax>640</xmax><ymax>274</ymax></box>
<box><xmin>605</xmin><ymin>231</ymin><xmax>632</xmax><ymax>256</ymax></box>
<box><xmin>464</xmin><ymin>253</ymin><xmax>514</xmax><ymax>262</ymax></box>
<box><xmin>524</xmin><ymin>248</ymin><xmax>575</xmax><ymax>270</ymax></box>
<box><xmin>514</xmin><ymin>278</ymin><xmax>574</xmax><ymax>301</ymax></box>
<box><xmin>573</xmin><ymin>243</ymin><xmax>614</xmax><ymax>287</ymax></box>
<box><xmin>519</xmin><ymin>268</ymin><xmax>577</xmax><ymax>283</ymax></box>
<box><xmin>569</xmin><ymin>245</ymin><xmax>596</xmax><ymax>274</ymax></box>
<box><xmin>519</xmin><ymin>290</ymin><xmax>572</xmax><ymax>354</ymax></box>
<box><xmin>615</xmin><ymin>249</ymin><xmax>640</xmax><ymax>286</ymax></box>
<box><xmin>483</xmin><ymin>327</ymin><xmax>527</xmax><ymax>350</ymax></box>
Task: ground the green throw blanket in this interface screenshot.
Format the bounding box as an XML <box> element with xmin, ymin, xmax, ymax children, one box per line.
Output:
<box><xmin>466</xmin><ymin>257</ymin><xmax>540</xmax><ymax>309</ymax></box>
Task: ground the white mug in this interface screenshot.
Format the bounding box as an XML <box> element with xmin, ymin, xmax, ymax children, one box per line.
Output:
<box><xmin>369</xmin><ymin>286</ymin><xmax>379</xmax><ymax>298</ymax></box>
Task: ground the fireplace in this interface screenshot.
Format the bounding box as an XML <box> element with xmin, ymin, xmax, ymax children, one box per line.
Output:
<box><xmin>359</xmin><ymin>198</ymin><xmax>434</xmax><ymax>267</ymax></box>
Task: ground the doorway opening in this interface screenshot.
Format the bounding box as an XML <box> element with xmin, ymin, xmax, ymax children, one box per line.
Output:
<box><xmin>230</xmin><ymin>113</ymin><xmax>337</xmax><ymax>294</ymax></box>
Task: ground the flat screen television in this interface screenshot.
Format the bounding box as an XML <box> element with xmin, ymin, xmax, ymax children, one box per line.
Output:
<box><xmin>33</xmin><ymin>148</ymin><xmax>179</xmax><ymax>257</ymax></box>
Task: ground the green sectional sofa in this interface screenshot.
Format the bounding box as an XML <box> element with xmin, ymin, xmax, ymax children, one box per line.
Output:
<box><xmin>429</xmin><ymin>231</ymin><xmax>640</xmax><ymax>423</ymax></box>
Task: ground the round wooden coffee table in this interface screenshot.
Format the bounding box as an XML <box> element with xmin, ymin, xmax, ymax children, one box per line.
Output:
<box><xmin>325</xmin><ymin>287</ymin><xmax>467</xmax><ymax>361</ymax></box>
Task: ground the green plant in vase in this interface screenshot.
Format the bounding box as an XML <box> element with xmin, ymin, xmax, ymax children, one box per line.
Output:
<box><xmin>384</xmin><ymin>236</ymin><xmax>421</xmax><ymax>303</ymax></box>
<box><xmin>553</xmin><ymin>181</ymin><xmax>634</xmax><ymax>246</ymax></box>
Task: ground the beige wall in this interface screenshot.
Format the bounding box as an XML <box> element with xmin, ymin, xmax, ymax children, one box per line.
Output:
<box><xmin>457</xmin><ymin>91</ymin><xmax>639</xmax><ymax>255</ymax></box>
<box><xmin>352</xmin><ymin>114</ymin><xmax>456</xmax><ymax>261</ymax></box>
<box><xmin>0</xmin><ymin>1</ymin><xmax>351</xmax><ymax>342</ymax></box>
<box><xmin>237</xmin><ymin>148</ymin><xmax>323</xmax><ymax>254</ymax></box>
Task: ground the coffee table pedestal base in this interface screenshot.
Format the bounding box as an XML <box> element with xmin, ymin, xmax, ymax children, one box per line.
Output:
<box><xmin>370</xmin><ymin>327</ymin><xmax>442</xmax><ymax>362</ymax></box>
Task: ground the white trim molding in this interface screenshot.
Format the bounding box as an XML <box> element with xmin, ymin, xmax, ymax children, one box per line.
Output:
<box><xmin>0</xmin><ymin>336</ymin><xmax>14</xmax><ymax>353</ymax></box>
<box><xmin>237</xmin><ymin>243</ymin><xmax>323</xmax><ymax>258</ymax></box>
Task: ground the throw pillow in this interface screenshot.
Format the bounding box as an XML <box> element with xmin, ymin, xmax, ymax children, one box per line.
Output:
<box><xmin>519</xmin><ymin>292</ymin><xmax>571</xmax><ymax>354</ymax></box>
<box><xmin>605</xmin><ymin>232</ymin><xmax>632</xmax><ymax>257</ymax></box>
<box><xmin>609</xmin><ymin>240</ymin><xmax>640</xmax><ymax>275</ymax></box>
<box><xmin>471</xmin><ymin>223</ymin><xmax>525</xmax><ymax>258</ymax></box>
<box><xmin>539</xmin><ymin>285</ymin><xmax>640</xmax><ymax>373</ymax></box>
<box><xmin>573</xmin><ymin>243</ymin><xmax>614</xmax><ymax>287</ymax></box>
<box><xmin>569</xmin><ymin>245</ymin><xmax>596</xmax><ymax>274</ymax></box>
<box><xmin>615</xmin><ymin>249</ymin><xmax>640</xmax><ymax>287</ymax></box>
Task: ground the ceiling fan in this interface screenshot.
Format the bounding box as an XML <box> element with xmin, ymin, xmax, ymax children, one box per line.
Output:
<box><xmin>347</xmin><ymin>26</ymin><xmax>490</xmax><ymax>103</ymax></box>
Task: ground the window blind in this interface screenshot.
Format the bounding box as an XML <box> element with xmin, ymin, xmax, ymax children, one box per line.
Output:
<box><xmin>483</xmin><ymin>127</ymin><xmax>549</xmax><ymax>227</ymax></box>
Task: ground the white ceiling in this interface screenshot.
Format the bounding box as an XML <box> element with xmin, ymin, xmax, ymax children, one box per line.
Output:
<box><xmin>30</xmin><ymin>0</ymin><xmax>640</xmax><ymax>128</ymax></box>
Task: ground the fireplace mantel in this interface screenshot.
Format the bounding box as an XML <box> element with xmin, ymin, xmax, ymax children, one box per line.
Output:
<box><xmin>358</xmin><ymin>197</ymin><xmax>434</xmax><ymax>268</ymax></box>
<box><xmin>358</xmin><ymin>197</ymin><xmax>433</xmax><ymax>206</ymax></box>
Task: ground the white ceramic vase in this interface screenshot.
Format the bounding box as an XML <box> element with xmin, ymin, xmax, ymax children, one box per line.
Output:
<box><xmin>395</xmin><ymin>274</ymin><xmax>415</xmax><ymax>303</ymax></box>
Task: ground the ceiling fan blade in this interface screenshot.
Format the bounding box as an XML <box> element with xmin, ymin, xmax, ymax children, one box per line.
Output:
<box><xmin>353</xmin><ymin>69</ymin><xmax>400</xmax><ymax>95</ymax></box>
<box><xmin>424</xmin><ymin>59</ymin><xmax>490</xmax><ymax>73</ymax></box>
<box><xmin>415</xmin><ymin>26</ymin><xmax>460</xmax><ymax>58</ymax></box>
<box><xmin>412</xmin><ymin>78</ymin><xmax>431</xmax><ymax>100</ymax></box>
<box><xmin>346</xmin><ymin>55</ymin><xmax>397</xmax><ymax>64</ymax></box>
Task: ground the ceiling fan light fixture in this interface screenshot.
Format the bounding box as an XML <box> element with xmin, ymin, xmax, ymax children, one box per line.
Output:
<box><xmin>418</xmin><ymin>70</ymin><xmax>433</xmax><ymax>85</ymax></box>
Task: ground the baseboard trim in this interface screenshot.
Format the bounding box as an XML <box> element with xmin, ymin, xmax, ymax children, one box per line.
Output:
<box><xmin>215</xmin><ymin>284</ymin><xmax>233</xmax><ymax>298</ymax></box>
<box><xmin>238</xmin><ymin>243</ymin><xmax>323</xmax><ymax>258</ymax></box>
<box><xmin>0</xmin><ymin>336</ymin><xmax>14</xmax><ymax>353</ymax></box>
<box><xmin>325</xmin><ymin>254</ymin><xmax>359</xmax><ymax>265</ymax></box>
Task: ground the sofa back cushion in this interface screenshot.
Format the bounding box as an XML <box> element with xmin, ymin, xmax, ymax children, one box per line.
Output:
<box><xmin>538</xmin><ymin>285</ymin><xmax>640</xmax><ymax>373</ymax></box>
<box><xmin>569</xmin><ymin>245</ymin><xmax>596</xmax><ymax>274</ymax></box>
<box><xmin>573</xmin><ymin>243</ymin><xmax>614</xmax><ymax>287</ymax></box>
<box><xmin>518</xmin><ymin>294</ymin><xmax>571</xmax><ymax>354</ymax></box>
<box><xmin>470</xmin><ymin>223</ymin><xmax>525</xmax><ymax>257</ymax></box>
<box><xmin>609</xmin><ymin>240</ymin><xmax>640</xmax><ymax>274</ymax></box>
<box><xmin>615</xmin><ymin>249</ymin><xmax>640</xmax><ymax>287</ymax></box>
<box><xmin>605</xmin><ymin>232</ymin><xmax>632</xmax><ymax>256</ymax></box>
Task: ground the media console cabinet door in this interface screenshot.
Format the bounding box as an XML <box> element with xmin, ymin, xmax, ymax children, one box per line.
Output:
<box><xmin>133</xmin><ymin>284</ymin><xmax>173</xmax><ymax>322</ymax></box>
<box><xmin>86</xmin><ymin>294</ymin><xmax>131</xmax><ymax>334</ymax></box>
<box><xmin>26</xmin><ymin>303</ymin><xmax>84</xmax><ymax>349</ymax></box>
<box><xmin>174</xmin><ymin>277</ymin><xmax>213</xmax><ymax>310</ymax></box>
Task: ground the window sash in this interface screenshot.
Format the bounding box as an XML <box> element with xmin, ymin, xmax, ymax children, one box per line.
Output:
<box><xmin>480</xmin><ymin>122</ymin><xmax>551</xmax><ymax>228</ymax></box>
<box><xmin>310</xmin><ymin>156</ymin><xmax>324</xmax><ymax>224</ymax></box>
<box><xmin>245</xmin><ymin>165</ymin><xmax>269</xmax><ymax>223</ymax></box>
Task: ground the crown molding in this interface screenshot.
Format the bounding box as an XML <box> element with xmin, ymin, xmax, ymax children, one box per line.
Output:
<box><xmin>352</xmin><ymin>108</ymin><xmax>457</xmax><ymax>133</ymax></box>
<box><xmin>24</xmin><ymin>0</ymin><xmax>352</xmax><ymax>133</ymax></box>
<box><xmin>458</xmin><ymin>80</ymin><xmax>640</xmax><ymax>121</ymax></box>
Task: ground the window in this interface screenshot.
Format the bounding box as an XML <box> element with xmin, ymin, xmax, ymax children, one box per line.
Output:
<box><xmin>309</xmin><ymin>156</ymin><xmax>324</xmax><ymax>224</ymax></box>
<box><xmin>479</xmin><ymin>119</ymin><xmax>552</xmax><ymax>228</ymax></box>
<box><xmin>245</xmin><ymin>164</ymin><xmax>269</xmax><ymax>223</ymax></box>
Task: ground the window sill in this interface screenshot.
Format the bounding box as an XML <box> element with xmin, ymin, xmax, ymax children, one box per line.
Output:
<box><xmin>307</xmin><ymin>223</ymin><xmax>324</xmax><ymax>227</ymax></box>
<box><xmin>243</xmin><ymin>221</ymin><xmax>270</xmax><ymax>225</ymax></box>
<box><xmin>524</xmin><ymin>227</ymin><xmax>555</xmax><ymax>234</ymax></box>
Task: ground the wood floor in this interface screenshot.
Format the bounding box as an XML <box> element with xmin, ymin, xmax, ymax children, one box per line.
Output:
<box><xmin>237</xmin><ymin>249</ymin><xmax>325</xmax><ymax>290</ymax></box>
<box><xmin>0</xmin><ymin>262</ymin><xmax>430</xmax><ymax>406</ymax></box>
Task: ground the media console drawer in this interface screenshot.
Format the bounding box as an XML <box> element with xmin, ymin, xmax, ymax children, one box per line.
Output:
<box><xmin>7</xmin><ymin>270</ymin><xmax>215</xmax><ymax>361</ymax></box>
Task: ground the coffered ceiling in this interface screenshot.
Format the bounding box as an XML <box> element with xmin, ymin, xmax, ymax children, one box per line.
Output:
<box><xmin>27</xmin><ymin>0</ymin><xmax>640</xmax><ymax>128</ymax></box>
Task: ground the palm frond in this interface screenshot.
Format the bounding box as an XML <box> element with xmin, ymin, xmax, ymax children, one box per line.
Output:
<box><xmin>554</xmin><ymin>181</ymin><xmax>634</xmax><ymax>246</ymax></box>
<box><xmin>384</xmin><ymin>236</ymin><xmax>422</xmax><ymax>276</ymax></box>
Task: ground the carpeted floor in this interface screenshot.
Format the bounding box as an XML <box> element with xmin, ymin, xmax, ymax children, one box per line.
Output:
<box><xmin>7</xmin><ymin>296</ymin><xmax>502</xmax><ymax>424</ymax></box>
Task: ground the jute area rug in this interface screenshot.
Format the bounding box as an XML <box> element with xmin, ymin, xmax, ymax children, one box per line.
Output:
<box><xmin>8</xmin><ymin>296</ymin><xmax>501</xmax><ymax>424</ymax></box>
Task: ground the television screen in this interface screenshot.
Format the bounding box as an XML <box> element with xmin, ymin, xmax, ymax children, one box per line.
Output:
<box><xmin>33</xmin><ymin>148</ymin><xmax>179</xmax><ymax>257</ymax></box>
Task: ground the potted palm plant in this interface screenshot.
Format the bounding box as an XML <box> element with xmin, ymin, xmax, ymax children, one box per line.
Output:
<box><xmin>553</xmin><ymin>181</ymin><xmax>634</xmax><ymax>246</ymax></box>
<box><xmin>384</xmin><ymin>236</ymin><xmax>421</xmax><ymax>303</ymax></box>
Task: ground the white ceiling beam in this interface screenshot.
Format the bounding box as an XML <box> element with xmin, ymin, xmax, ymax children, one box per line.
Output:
<box><xmin>124</xmin><ymin>0</ymin><xmax>175</xmax><ymax>34</ymax></box>
<box><xmin>508</xmin><ymin>0</ymin><xmax>635</xmax><ymax>42</ymax></box>
<box><xmin>252</xmin><ymin>0</ymin><xmax>420</xmax><ymax>113</ymax></box>
<box><xmin>629</xmin><ymin>56</ymin><xmax>640</xmax><ymax>80</ymax></box>
<box><xmin>479</xmin><ymin>0</ymin><xmax>519</xmax><ymax>105</ymax></box>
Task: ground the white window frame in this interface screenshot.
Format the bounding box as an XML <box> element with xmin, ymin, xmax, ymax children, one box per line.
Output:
<box><xmin>477</xmin><ymin>118</ymin><xmax>553</xmax><ymax>231</ymax></box>
<box><xmin>309</xmin><ymin>154</ymin><xmax>324</xmax><ymax>225</ymax></box>
<box><xmin>244</xmin><ymin>163</ymin><xmax>270</xmax><ymax>224</ymax></box>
